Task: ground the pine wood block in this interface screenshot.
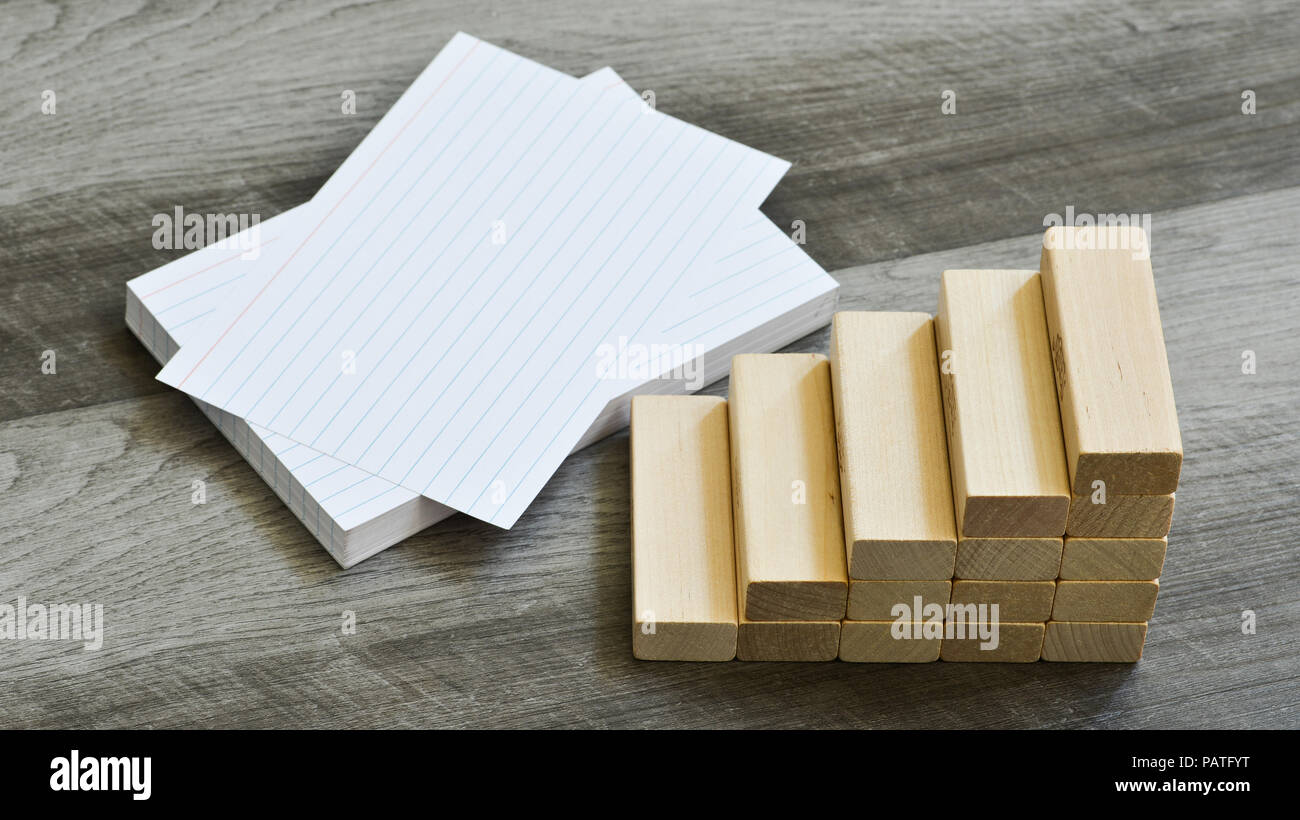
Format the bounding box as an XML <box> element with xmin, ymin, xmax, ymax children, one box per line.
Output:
<box><xmin>1052</xmin><ymin>580</ymin><xmax>1160</xmax><ymax>622</ymax></box>
<box><xmin>847</xmin><ymin>580</ymin><xmax>951</xmax><ymax>621</ymax></box>
<box><xmin>950</xmin><ymin>580</ymin><xmax>1056</xmax><ymax>622</ymax></box>
<box><xmin>1059</xmin><ymin>537</ymin><xmax>1167</xmax><ymax>580</ymax></box>
<box><xmin>829</xmin><ymin>312</ymin><xmax>957</xmax><ymax>580</ymax></box>
<box><xmin>940</xmin><ymin>622</ymin><xmax>1044</xmax><ymax>662</ymax></box>
<box><xmin>630</xmin><ymin>396</ymin><xmax>738</xmax><ymax>661</ymax></box>
<box><xmin>1042</xmin><ymin>621</ymin><xmax>1148</xmax><ymax>662</ymax></box>
<box><xmin>954</xmin><ymin>517</ymin><xmax>1062</xmax><ymax>580</ymax></box>
<box><xmin>934</xmin><ymin>270</ymin><xmax>1070</xmax><ymax>537</ymax></box>
<box><xmin>840</xmin><ymin>621</ymin><xmax>941</xmax><ymax>663</ymax></box>
<box><xmin>1067</xmin><ymin>492</ymin><xmax>1174</xmax><ymax>537</ymax></box>
<box><xmin>1039</xmin><ymin>225</ymin><xmax>1183</xmax><ymax>495</ymax></box>
<box><xmin>736</xmin><ymin>618</ymin><xmax>841</xmax><ymax>662</ymax></box>
<box><xmin>728</xmin><ymin>354</ymin><xmax>848</xmax><ymax>621</ymax></box>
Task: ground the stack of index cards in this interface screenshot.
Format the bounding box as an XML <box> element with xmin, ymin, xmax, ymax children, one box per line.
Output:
<box><xmin>128</xmin><ymin>33</ymin><xmax>838</xmax><ymax>567</ymax></box>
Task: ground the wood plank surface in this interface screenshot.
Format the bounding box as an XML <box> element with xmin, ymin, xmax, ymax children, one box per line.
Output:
<box><xmin>1059</xmin><ymin>537</ymin><xmax>1167</xmax><ymax>581</ymax></box>
<box><xmin>847</xmin><ymin>580</ymin><xmax>952</xmax><ymax>622</ymax></box>
<box><xmin>1042</xmin><ymin>622</ymin><xmax>1148</xmax><ymax>663</ymax></box>
<box><xmin>1066</xmin><ymin>493</ymin><xmax>1175</xmax><ymax>538</ymax></box>
<box><xmin>940</xmin><ymin>623</ymin><xmax>1045</xmax><ymax>663</ymax></box>
<box><xmin>840</xmin><ymin>622</ymin><xmax>941</xmax><ymax>663</ymax></box>
<box><xmin>1053</xmin><ymin>581</ymin><xmax>1161</xmax><ymax>622</ymax></box>
<box><xmin>950</xmin><ymin>580</ymin><xmax>1057</xmax><ymax>623</ymax></box>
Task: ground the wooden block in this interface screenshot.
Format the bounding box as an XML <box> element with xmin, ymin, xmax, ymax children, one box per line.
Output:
<box><xmin>736</xmin><ymin>619</ymin><xmax>841</xmax><ymax>662</ymax></box>
<box><xmin>1052</xmin><ymin>580</ymin><xmax>1159</xmax><ymax>622</ymax></box>
<box><xmin>1059</xmin><ymin>537</ymin><xmax>1167</xmax><ymax>580</ymax></box>
<box><xmin>1067</xmin><ymin>492</ymin><xmax>1174</xmax><ymax>538</ymax></box>
<box><xmin>950</xmin><ymin>580</ymin><xmax>1056</xmax><ymax>622</ymax></box>
<box><xmin>840</xmin><ymin>621</ymin><xmax>941</xmax><ymax>663</ymax></box>
<box><xmin>940</xmin><ymin>622</ymin><xmax>1044</xmax><ymax>662</ymax></box>
<box><xmin>630</xmin><ymin>396</ymin><xmax>737</xmax><ymax>661</ymax></box>
<box><xmin>954</xmin><ymin>517</ymin><xmax>1062</xmax><ymax>580</ymax></box>
<box><xmin>1040</xmin><ymin>225</ymin><xmax>1183</xmax><ymax>495</ymax></box>
<box><xmin>1042</xmin><ymin>621</ymin><xmax>1148</xmax><ymax>662</ymax></box>
<box><xmin>829</xmin><ymin>312</ymin><xmax>957</xmax><ymax>580</ymax></box>
<box><xmin>729</xmin><ymin>354</ymin><xmax>848</xmax><ymax>620</ymax></box>
<box><xmin>847</xmin><ymin>580</ymin><xmax>951</xmax><ymax>621</ymax></box>
<box><xmin>934</xmin><ymin>270</ymin><xmax>1070</xmax><ymax>537</ymax></box>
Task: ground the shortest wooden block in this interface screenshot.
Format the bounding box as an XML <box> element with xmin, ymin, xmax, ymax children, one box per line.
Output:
<box><xmin>1067</xmin><ymin>493</ymin><xmax>1174</xmax><ymax>538</ymax></box>
<box><xmin>840</xmin><ymin>621</ymin><xmax>941</xmax><ymax>663</ymax></box>
<box><xmin>953</xmin><ymin>529</ymin><xmax>1063</xmax><ymax>580</ymax></box>
<box><xmin>950</xmin><ymin>580</ymin><xmax>1056</xmax><ymax>622</ymax></box>
<box><xmin>737</xmin><ymin>619</ymin><xmax>841</xmax><ymax>662</ymax></box>
<box><xmin>940</xmin><ymin>622</ymin><xmax>1044</xmax><ymax>662</ymax></box>
<box><xmin>1059</xmin><ymin>537</ymin><xmax>1167</xmax><ymax>580</ymax></box>
<box><xmin>847</xmin><ymin>580</ymin><xmax>951</xmax><ymax>621</ymax></box>
<box><xmin>1042</xmin><ymin>621</ymin><xmax>1148</xmax><ymax>662</ymax></box>
<box><xmin>1052</xmin><ymin>580</ymin><xmax>1159</xmax><ymax>622</ymax></box>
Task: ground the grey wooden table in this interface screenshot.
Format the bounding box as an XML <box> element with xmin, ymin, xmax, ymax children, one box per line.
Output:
<box><xmin>2</xmin><ymin>0</ymin><xmax>1297</xmax><ymax>729</ymax></box>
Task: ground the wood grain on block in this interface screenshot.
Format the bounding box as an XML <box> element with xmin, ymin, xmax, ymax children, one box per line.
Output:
<box><xmin>954</xmin><ymin>517</ymin><xmax>1063</xmax><ymax>580</ymax></box>
<box><xmin>1042</xmin><ymin>621</ymin><xmax>1148</xmax><ymax>662</ymax></box>
<box><xmin>1059</xmin><ymin>537</ymin><xmax>1167</xmax><ymax>581</ymax></box>
<box><xmin>736</xmin><ymin>619</ymin><xmax>841</xmax><ymax>662</ymax></box>
<box><xmin>940</xmin><ymin>622</ymin><xmax>1044</xmax><ymax>662</ymax></box>
<box><xmin>840</xmin><ymin>621</ymin><xmax>941</xmax><ymax>663</ymax></box>
<box><xmin>630</xmin><ymin>396</ymin><xmax>738</xmax><ymax>661</ymax></box>
<box><xmin>1052</xmin><ymin>580</ymin><xmax>1160</xmax><ymax>622</ymax></box>
<box><xmin>950</xmin><ymin>580</ymin><xmax>1056</xmax><ymax>622</ymax></box>
<box><xmin>1067</xmin><ymin>493</ymin><xmax>1174</xmax><ymax>538</ymax></box>
<box><xmin>1039</xmin><ymin>226</ymin><xmax>1183</xmax><ymax>495</ymax></box>
<box><xmin>729</xmin><ymin>354</ymin><xmax>848</xmax><ymax>620</ymax></box>
<box><xmin>829</xmin><ymin>312</ymin><xmax>957</xmax><ymax>580</ymax></box>
<box><xmin>847</xmin><ymin>580</ymin><xmax>952</xmax><ymax>621</ymax></box>
<box><xmin>934</xmin><ymin>270</ymin><xmax>1070</xmax><ymax>537</ymax></box>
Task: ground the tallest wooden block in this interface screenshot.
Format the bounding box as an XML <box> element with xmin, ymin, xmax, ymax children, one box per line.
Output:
<box><xmin>1040</xmin><ymin>226</ymin><xmax>1182</xmax><ymax>495</ymax></box>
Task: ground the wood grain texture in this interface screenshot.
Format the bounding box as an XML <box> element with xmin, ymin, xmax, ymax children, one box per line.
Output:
<box><xmin>728</xmin><ymin>354</ymin><xmax>847</xmax><ymax>621</ymax></box>
<box><xmin>1053</xmin><ymin>581</ymin><xmax>1160</xmax><ymax>622</ymax></box>
<box><xmin>950</xmin><ymin>580</ymin><xmax>1057</xmax><ymax>623</ymax></box>
<box><xmin>630</xmin><ymin>396</ymin><xmax>737</xmax><ymax>661</ymax></box>
<box><xmin>940</xmin><ymin>623</ymin><xmax>1045</xmax><ymax>663</ymax></box>
<box><xmin>847</xmin><ymin>581</ymin><xmax>952</xmax><ymax>622</ymax></box>
<box><xmin>736</xmin><ymin>619</ymin><xmax>841</xmax><ymax>662</ymax></box>
<box><xmin>2</xmin><ymin>0</ymin><xmax>1299</xmax><ymax>726</ymax></box>
<box><xmin>1042</xmin><ymin>622</ymin><xmax>1148</xmax><ymax>663</ymax></box>
<box><xmin>1059</xmin><ymin>537</ymin><xmax>1167</xmax><ymax>581</ymax></box>
<box><xmin>829</xmin><ymin>312</ymin><xmax>957</xmax><ymax>580</ymax></box>
<box><xmin>840</xmin><ymin>622</ymin><xmax>941</xmax><ymax>663</ymax></box>
<box><xmin>954</xmin><ymin>531</ymin><xmax>1063</xmax><ymax>581</ymax></box>
<box><xmin>1040</xmin><ymin>226</ymin><xmax>1183</xmax><ymax>495</ymax></box>
<box><xmin>935</xmin><ymin>270</ymin><xmax>1070</xmax><ymax>537</ymax></box>
<box><xmin>1067</xmin><ymin>493</ymin><xmax>1174</xmax><ymax>538</ymax></box>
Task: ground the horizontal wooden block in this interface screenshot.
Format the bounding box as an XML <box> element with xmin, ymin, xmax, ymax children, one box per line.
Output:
<box><xmin>1040</xmin><ymin>225</ymin><xmax>1183</xmax><ymax>495</ymax></box>
<box><xmin>954</xmin><ymin>517</ymin><xmax>1062</xmax><ymax>580</ymax></box>
<box><xmin>950</xmin><ymin>580</ymin><xmax>1056</xmax><ymax>622</ymax></box>
<box><xmin>1059</xmin><ymin>537</ymin><xmax>1167</xmax><ymax>580</ymax></box>
<box><xmin>940</xmin><ymin>622</ymin><xmax>1044</xmax><ymax>662</ymax></box>
<box><xmin>630</xmin><ymin>396</ymin><xmax>737</xmax><ymax>661</ymax></box>
<box><xmin>1052</xmin><ymin>580</ymin><xmax>1159</xmax><ymax>622</ymax></box>
<box><xmin>847</xmin><ymin>580</ymin><xmax>952</xmax><ymax>621</ymax></box>
<box><xmin>840</xmin><ymin>621</ymin><xmax>941</xmax><ymax>663</ymax></box>
<box><xmin>935</xmin><ymin>270</ymin><xmax>1070</xmax><ymax>537</ymax></box>
<box><xmin>829</xmin><ymin>312</ymin><xmax>957</xmax><ymax>580</ymax></box>
<box><xmin>729</xmin><ymin>354</ymin><xmax>848</xmax><ymax>620</ymax></box>
<box><xmin>737</xmin><ymin>619</ymin><xmax>841</xmax><ymax>662</ymax></box>
<box><xmin>1042</xmin><ymin>621</ymin><xmax>1148</xmax><ymax>662</ymax></box>
<box><xmin>1067</xmin><ymin>493</ymin><xmax>1174</xmax><ymax>538</ymax></box>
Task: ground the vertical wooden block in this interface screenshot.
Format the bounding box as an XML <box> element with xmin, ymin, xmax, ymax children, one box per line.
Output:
<box><xmin>1059</xmin><ymin>536</ymin><xmax>1167</xmax><ymax>580</ymax></box>
<box><xmin>940</xmin><ymin>622</ymin><xmax>1044</xmax><ymax>662</ymax></box>
<box><xmin>847</xmin><ymin>580</ymin><xmax>951</xmax><ymax>621</ymax></box>
<box><xmin>954</xmin><ymin>518</ymin><xmax>1063</xmax><ymax>580</ymax></box>
<box><xmin>729</xmin><ymin>354</ymin><xmax>848</xmax><ymax>620</ymax></box>
<box><xmin>934</xmin><ymin>270</ymin><xmax>1070</xmax><ymax>537</ymax></box>
<box><xmin>1067</xmin><ymin>493</ymin><xmax>1174</xmax><ymax>538</ymax></box>
<box><xmin>737</xmin><ymin>619</ymin><xmax>841</xmax><ymax>662</ymax></box>
<box><xmin>829</xmin><ymin>312</ymin><xmax>957</xmax><ymax>580</ymax></box>
<box><xmin>1042</xmin><ymin>621</ymin><xmax>1147</xmax><ymax>662</ymax></box>
<box><xmin>1052</xmin><ymin>580</ymin><xmax>1160</xmax><ymax>622</ymax></box>
<box><xmin>1039</xmin><ymin>226</ymin><xmax>1183</xmax><ymax>495</ymax></box>
<box><xmin>840</xmin><ymin>621</ymin><xmax>941</xmax><ymax>663</ymax></box>
<box><xmin>950</xmin><ymin>580</ymin><xmax>1057</xmax><ymax>622</ymax></box>
<box><xmin>630</xmin><ymin>396</ymin><xmax>737</xmax><ymax>661</ymax></box>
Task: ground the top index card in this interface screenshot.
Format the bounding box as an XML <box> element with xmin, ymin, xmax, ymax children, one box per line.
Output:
<box><xmin>158</xmin><ymin>33</ymin><xmax>791</xmax><ymax>528</ymax></box>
